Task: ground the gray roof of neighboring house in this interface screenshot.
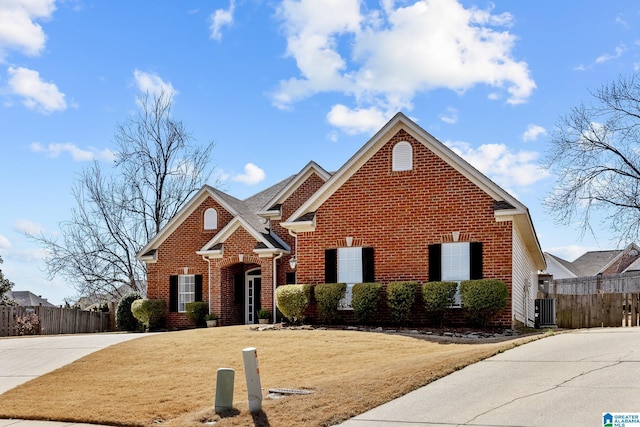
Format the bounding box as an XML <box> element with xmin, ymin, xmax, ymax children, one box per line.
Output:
<box><xmin>544</xmin><ymin>252</ymin><xmax>581</xmax><ymax>277</ymax></box>
<box><xmin>8</xmin><ymin>291</ymin><xmax>56</xmax><ymax>307</ymax></box>
<box><xmin>571</xmin><ymin>250</ymin><xmax>622</xmax><ymax>276</ymax></box>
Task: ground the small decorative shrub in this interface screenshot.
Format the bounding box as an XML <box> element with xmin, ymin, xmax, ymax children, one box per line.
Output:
<box><xmin>386</xmin><ymin>281</ymin><xmax>418</xmax><ymax>325</ymax></box>
<box><xmin>116</xmin><ymin>292</ymin><xmax>143</xmax><ymax>332</ymax></box>
<box><xmin>460</xmin><ymin>279</ymin><xmax>508</xmax><ymax>326</ymax></box>
<box><xmin>13</xmin><ymin>313</ymin><xmax>39</xmax><ymax>335</ymax></box>
<box><xmin>257</xmin><ymin>308</ymin><xmax>270</xmax><ymax>319</ymax></box>
<box><xmin>352</xmin><ymin>283</ymin><xmax>382</xmax><ymax>324</ymax></box>
<box><xmin>422</xmin><ymin>281</ymin><xmax>458</xmax><ymax>326</ymax></box>
<box><xmin>205</xmin><ymin>312</ymin><xmax>218</xmax><ymax>321</ymax></box>
<box><xmin>185</xmin><ymin>301</ymin><xmax>208</xmax><ymax>327</ymax></box>
<box><xmin>315</xmin><ymin>283</ymin><xmax>346</xmax><ymax>323</ymax></box>
<box><xmin>131</xmin><ymin>299</ymin><xmax>165</xmax><ymax>331</ymax></box>
<box><xmin>275</xmin><ymin>284</ymin><xmax>312</xmax><ymax>324</ymax></box>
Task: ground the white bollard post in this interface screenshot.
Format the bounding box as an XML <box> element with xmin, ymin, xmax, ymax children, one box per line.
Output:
<box><xmin>242</xmin><ymin>347</ymin><xmax>263</xmax><ymax>413</ymax></box>
<box><xmin>215</xmin><ymin>368</ymin><xmax>235</xmax><ymax>413</ymax></box>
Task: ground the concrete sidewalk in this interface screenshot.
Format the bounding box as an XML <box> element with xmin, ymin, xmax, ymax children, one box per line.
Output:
<box><xmin>340</xmin><ymin>327</ymin><xmax>640</xmax><ymax>427</ymax></box>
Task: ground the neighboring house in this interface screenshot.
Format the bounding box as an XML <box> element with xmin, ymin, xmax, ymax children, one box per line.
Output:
<box><xmin>7</xmin><ymin>291</ymin><xmax>56</xmax><ymax>307</ymax></box>
<box><xmin>76</xmin><ymin>281</ymin><xmax>147</xmax><ymax>310</ymax></box>
<box><xmin>137</xmin><ymin>113</ymin><xmax>546</xmax><ymax>329</ymax></box>
<box><xmin>544</xmin><ymin>243</ymin><xmax>640</xmax><ymax>280</ymax></box>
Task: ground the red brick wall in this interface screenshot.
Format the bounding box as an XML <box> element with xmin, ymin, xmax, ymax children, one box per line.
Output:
<box><xmin>271</xmin><ymin>173</ymin><xmax>326</xmax><ymax>287</ymax></box>
<box><xmin>294</xmin><ymin>129</ymin><xmax>514</xmax><ymax>326</ymax></box>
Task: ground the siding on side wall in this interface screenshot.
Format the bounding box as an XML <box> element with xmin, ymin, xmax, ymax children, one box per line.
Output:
<box><xmin>512</xmin><ymin>224</ymin><xmax>536</xmax><ymax>327</ymax></box>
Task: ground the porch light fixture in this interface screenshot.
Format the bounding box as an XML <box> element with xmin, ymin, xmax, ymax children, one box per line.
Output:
<box><xmin>289</xmin><ymin>257</ymin><xmax>297</xmax><ymax>269</ymax></box>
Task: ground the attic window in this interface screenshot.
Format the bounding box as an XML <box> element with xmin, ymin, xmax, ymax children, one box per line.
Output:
<box><xmin>204</xmin><ymin>208</ymin><xmax>218</xmax><ymax>230</ymax></box>
<box><xmin>392</xmin><ymin>141</ymin><xmax>413</xmax><ymax>171</ymax></box>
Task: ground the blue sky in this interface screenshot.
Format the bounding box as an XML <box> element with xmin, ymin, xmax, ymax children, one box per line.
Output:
<box><xmin>1</xmin><ymin>0</ymin><xmax>639</xmax><ymax>305</ymax></box>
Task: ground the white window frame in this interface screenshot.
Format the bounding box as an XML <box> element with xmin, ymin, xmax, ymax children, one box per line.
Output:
<box><xmin>204</xmin><ymin>208</ymin><xmax>218</xmax><ymax>230</ymax></box>
<box><xmin>178</xmin><ymin>274</ymin><xmax>195</xmax><ymax>313</ymax></box>
<box><xmin>392</xmin><ymin>141</ymin><xmax>413</xmax><ymax>171</ymax></box>
<box><xmin>441</xmin><ymin>242</ymin><xmax>470</xmax><ymax>307</ymax></box>
<box><xmin>337</xmin><ymin>247</ymin><xmax>362</xmax><ymax>310</ymax></box>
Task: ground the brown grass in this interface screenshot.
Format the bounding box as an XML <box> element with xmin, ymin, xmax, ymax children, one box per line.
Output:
<box><xmin>0</xmin><ymin>326</ymin><xmax>542</xmax><ymax>426</ymax></box>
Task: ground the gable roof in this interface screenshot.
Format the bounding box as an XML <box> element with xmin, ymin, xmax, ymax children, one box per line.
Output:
<box><xmin>136</xmin><ymin>184</ymin><xmax>283</xmax><ymax>262</ymax></box>
<box><xmin>281</xmin><ymin>112</ymin><xmax>545</xmax><ymax>269</ymax></box>
<box><xmin>8</xmin><ymin>291</ymin><xmax>56</xmax><ymax>307</ymax></box>
<box><xmin>545</xmin><ymin>243</ymin><xmax>640</xmax><ymax>278</ymax></box>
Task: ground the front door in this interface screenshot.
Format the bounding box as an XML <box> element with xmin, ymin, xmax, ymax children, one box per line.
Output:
<box><xmin>245</xmin><ymin>268</ymin><xmax>262</xmax><ymax>324</ymax></box>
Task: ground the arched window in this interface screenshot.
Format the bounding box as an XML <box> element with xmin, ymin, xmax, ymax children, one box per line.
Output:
<box><xmin>204</xmin><ymin>208</ymin><xmax>218</xmax><ymax>230</ymax></box>
<box><xmin>392</xmin><ymin>141</ymin><xmax>413</xmax><ymax>171</ymax></box>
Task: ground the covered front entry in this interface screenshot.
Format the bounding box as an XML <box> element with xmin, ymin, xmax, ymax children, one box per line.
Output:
<box><xmin>245</xmin><ymin>268</ymin><xmax>262</xmax><ymax>324</ymax></box>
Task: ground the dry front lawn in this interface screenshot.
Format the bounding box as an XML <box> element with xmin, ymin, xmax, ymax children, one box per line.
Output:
<box><xmin>0</xmin><ymin>326</ymin><xmax>541</xmax><ymax>426</ymax></box>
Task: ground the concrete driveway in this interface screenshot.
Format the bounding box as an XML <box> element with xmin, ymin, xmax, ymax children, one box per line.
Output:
<box><xmin>0</xmin><ymin>333</ymin><xmax>146</xmax><ymax>395</ymax></box>
<box><xmin>341</xmin><ymin>327</ymin><xmax>640</xmax><ymax>427</ymax></box>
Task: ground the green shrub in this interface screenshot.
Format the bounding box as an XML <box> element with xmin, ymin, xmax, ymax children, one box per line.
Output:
<box><xmin>131</xmin><ymin>299</ymin><xmax>165</xmax><ymax>331</ymax></box>
<box><xmin>116</xmin><ymin>292</ymin><xmax>143</xmax><ymax>332</ymax></box>
<box><xmin>460</xmin><ymin>279</ymin><xmax>508</xmax><ymax>326</ymax></box>
<box><xmin>185</xmin><ymin>301</ymin><xmax>208</xmax><ymax>327</ymax></box>
<box><xmin>422</xmin><ymin>281</ymin><xmax>458</xmax><ymax>326</ymax></box>
<box><xmin>386</xmin><ymin>281</ymin><xmax>417</xmax><ymax>325</ymax></box>
<box><xmin>275</xmin><ymin>284</ymin><xmax>312</xmax><ymax>324</ymax></box>
<box><xmin>257</xmin><ymin>308</ymin><xmax>271</xmax><ymax>319</ymax></box>
<box><xmin>315</xmin><ymin>283</ymin><xmax>346</xmax><ymax>323</ymax></box>
<box><xmin>352</xmin><ymin>283</ymin><xmax>382</xmax><ymax>324</ymax></box>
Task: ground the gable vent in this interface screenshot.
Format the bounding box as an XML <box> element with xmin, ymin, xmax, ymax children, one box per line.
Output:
<box><xmin>392</xmin><ymin>141</ymin><xmax>413</xmax><ymax>171</ymax></box>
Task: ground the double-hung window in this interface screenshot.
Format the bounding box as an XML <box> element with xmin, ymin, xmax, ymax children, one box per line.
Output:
<box><xmin>429</xmin><ymin>242</ymin><xmax>482</xmax><ymax>307</ymax></box>
<box><xmin>178</xmin><ymin>274</ymin><xmax>195</xmax><ymax>312</ymax></box>
<box><xmin>324</xmin><ymin>247</ymin><xmax>375</xmax><ymax>310</ymax></box>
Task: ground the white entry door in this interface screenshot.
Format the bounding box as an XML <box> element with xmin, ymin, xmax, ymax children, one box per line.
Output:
<box><xmin>245</xmin><ymin>268</ymin><xmax>261</xmax><ymax>324</ymax></box>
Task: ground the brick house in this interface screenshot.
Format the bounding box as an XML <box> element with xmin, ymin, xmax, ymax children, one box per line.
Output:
<box><xmin>137</xmin><ymin>113</ymin><xmax>545</xmax><ymax>328</ymax></box>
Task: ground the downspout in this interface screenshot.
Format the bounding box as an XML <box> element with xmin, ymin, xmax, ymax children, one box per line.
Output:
<box><xmin>201</xmin><ymin>255</ymin><xmax>212</xmax><ymax>315</ymax></box>
<box><xmin>273</xmin><ymin>251</ymin><xmax>283</xmax><ymax>324</ymax></box>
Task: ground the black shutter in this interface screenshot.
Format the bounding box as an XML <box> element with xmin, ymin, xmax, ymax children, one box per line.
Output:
<box><xmin>169</xmin><ymin>275</ymin><xmax>178</xmax><ymax>312</ymax></box>
<box><xmin>362</xmin><ymin>247</ymin><xmax>375</xmax><ymax>282</ymax></box>
<box><xmin>234</xmin><ymin>274</ymin><xmax>244</xmax><ymax>303</ymax></box>
<box><xmin>470</xmin><ymin>242</ymin><xmax>483</xmax><ymax>279</ymax></box>
<box><xmin>325</xmin><ymin>249</ymin><xmax>337</xmax><ymax>283</ymax></box>
<box><xmin>286</xmin><ymin>272</ymin><xmax>296</xmax><ymax>284</ymax></box>
<box><xmin>428</xmin><ymin>244</ymin><xmax>441</xmax><ymax>282</ymax></box>
<box><xmin>195</xmin><ymin>275</ymin><xmax>203</xmax><ymax>301</ymax></box>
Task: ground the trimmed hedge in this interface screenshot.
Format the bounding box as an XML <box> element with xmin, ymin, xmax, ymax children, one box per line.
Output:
<box><xmin>386</xmin><ymin>281</ymin><xmax>418</xmax><ymax>325</ymax></box>
<box><xmin>185</xmin><ymin>301</ymin><xmax>208</xmax><ymax>327</ymax></box>
<box><xmin>315</xmin><ymin>283</ymin><xmax>346</xmax><ymax>323</ymax></box>
<box><xmin>422</xmin><ymin>281</ymin><xmax>458</xmax><ymax>325</ymax></box>
<box><xmin>460</xmin><ymin>279</ymin><xmax>508</xmax><ymax>326</ymax></box>
<box><xmin>131</xmin><ymin>299</ymin><xmax>165</xmax><ymax>331</ymax></box>
<box><xmin>352</xmin><ymin>282</ymin><xmax>382</xmax><ymax>324</ymax></box>
<box><xmin>116</xmin><ymin>292</ymin><xmax>143</xmax><ymax>332</ymax></box>
<box><xmin>276</xmin><ymin>284</ymin><xmax>313</xmax><ymax>324</ymax></box>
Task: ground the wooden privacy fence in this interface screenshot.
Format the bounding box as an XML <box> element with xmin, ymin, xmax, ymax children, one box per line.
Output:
<box><xmin>0</xmin><ymin>305</ymin><xmax>111</xmax><ymax>337</ymax></box>
<box><xmin>551</xmin><ymin>272</ymin><xmax>640</xmax><ymax>329</ymax></box>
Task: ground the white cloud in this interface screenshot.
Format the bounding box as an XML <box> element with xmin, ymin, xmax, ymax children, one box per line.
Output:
<box><xmin>326</xmin><ymin>104</ymin><xmax>388</xmax><ymax>134</ymax></box>
<box><xmin>7</xmin><ymin>66</ymin><xmax>66</xmax><ymax>113</ymax></box>
<box><xmin>0</xmin><ymin>234</ymin><xmax>10</xmax><ymax>249</ymax></box>
<box><xmin>133</xmin><ymin>69</ymin><xmax>176</xmax><ymax>99</ymax></box>
<box><xmin>522</xmin><ymin>124</ymin><xmax>546</xmax><ymax>142</ymax></box>
<box><xmin>232</xmin><ymin>163</ymin><xmax>265</xmax><ymax>185</ymax></box>
<box><xmin>439</xmin><ymin>107</ymin><xmax>458</xmax><ymax>124</ymax></box>
<box><xmin>13</xmin><ymin>219</ymin><xmax>44</xmax><ymax>236</ymax></box>
<box><xmin>595</xmin><ymin>44</ymin><xmax>626</xmax><ymax>64</ymax></box>
<box><xmin>0</xmin><ymin>0</ymin><xmax>56</xmax><ymax>61</ymax></box>
<box><xmin>545</xmin><ymin>245</ymin><xmax>598</xmax><ymax>262</ymax></box>
<box><xmin>30</xmin><ymin>142</ymin><xmax>116</xmax><ymax>162</ymax></box>
<box><xmin>210</xmin><ymin>0</ymin><xmax>235</xmax><ymax>41</ymax></box>
<box><xmin>445</xmin><ymin>140</ymin><xmax>550</xmax><ymax>188</ymax></box>
<box><xmin>273</xmin><ymin>0</ymin><xmax>535</xmax><ymax>128</ymax></box>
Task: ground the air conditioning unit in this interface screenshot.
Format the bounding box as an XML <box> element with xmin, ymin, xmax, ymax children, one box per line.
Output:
<box><xmin>534</xmin><ymin>299</ymin><xmax>556</xmax><ymax>328</ymax></box>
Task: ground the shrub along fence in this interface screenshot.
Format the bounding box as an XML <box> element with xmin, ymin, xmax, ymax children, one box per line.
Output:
<box><xmin>550</xmin><ymin>272</ymin><xmax>640</xmax><ymax>329</ymax></box>
<box><xmin>0</xmin><ymin>305</ymin><xmax>111</xmax><ymax>337</ymax></box>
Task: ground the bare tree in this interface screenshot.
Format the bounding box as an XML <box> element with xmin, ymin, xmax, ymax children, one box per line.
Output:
<box><xmin>0</xmin><ymin>255</ymin><xmax>17</xmax><ymax>306</ymax></box>
<box><xmin>544</xmin><ymin>73</ymin><xmax>640</xmax><ymax>243</ymax></box>
<box><xmin>28</xmin><ymin>90</ymin><xmax>216</xmax><ymax>301</ymax></box>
